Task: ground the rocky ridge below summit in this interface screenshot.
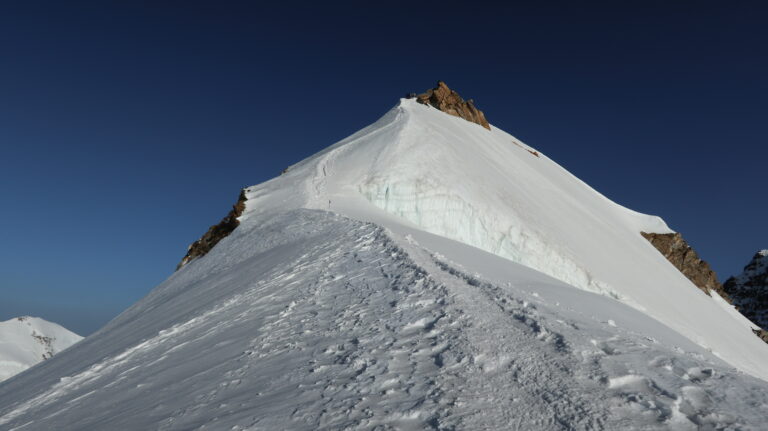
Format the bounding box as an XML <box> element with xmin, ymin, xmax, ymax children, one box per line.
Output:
<box><xmin>177</xmin><ymin>189</ymin><xmax>247</xmax><ymax>270</ymax></box>
<box><xmin>640</xmin><ymin>232</ymin><xmax>728</xmax><ymax>299</ymax></box>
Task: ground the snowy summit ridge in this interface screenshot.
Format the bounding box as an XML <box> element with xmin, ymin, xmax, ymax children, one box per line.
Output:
<box><xmin>1</xmin><ymin>84</ymin><xmax>767</xmax><ymax>430</ymax></box>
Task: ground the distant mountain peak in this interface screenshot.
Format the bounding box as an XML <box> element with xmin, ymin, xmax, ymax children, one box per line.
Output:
<box><xmin>411</xmin><ymin>81</ymin><xmax>490</xmax><ymax>130</ymax></box>
<box><xmin>0</xmin><ymin>316</ymin><xmax>82</xmax><ymax>382</ymax></box>
<box><xmin>736</xmin><ymin>250</ymin><xmax>768</xmax><ymax>281</ymax></box>
<box><xmin>724</xmin><ymin>250</ymin><xmax>768</xmax><ymax>341</ymax></box>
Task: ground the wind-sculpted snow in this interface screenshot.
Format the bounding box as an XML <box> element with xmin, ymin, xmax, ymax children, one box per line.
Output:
<box><xmin>359</xmin><ymin>181</ymin><xmax>613</xmax><ymax>299</ymax></box>
<box><xmin>1</xmin><ymin>210</ymin><xmax>766</xmax><ymax>430</ymax></box>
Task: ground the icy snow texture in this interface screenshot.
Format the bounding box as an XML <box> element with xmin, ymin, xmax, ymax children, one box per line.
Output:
<box><xmin>1</xmin><ymin>98</ymin><xmax>767</xmax><ymax>429</ymax></box>
<box><xmin>0</xmin><ymin>317</ymin><xmax>81</xmax><ymax>382</ymax></box>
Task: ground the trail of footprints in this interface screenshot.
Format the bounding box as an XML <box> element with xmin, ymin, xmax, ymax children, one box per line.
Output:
<box><xmin>222</xmin><ymin>226</ymin><xmax>461</xmax><ymax>429</ymax></box>
<box><xmin>428</xmin><ymin>254</ymin><xmax>761</xmax><ymax>430</ymax></box>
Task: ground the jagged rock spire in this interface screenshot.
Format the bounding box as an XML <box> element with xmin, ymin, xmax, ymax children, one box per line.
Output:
<box><xmin>414</xmin><ymin>81</ymin><xmax>490</xmax><ymax>130</ymax></box>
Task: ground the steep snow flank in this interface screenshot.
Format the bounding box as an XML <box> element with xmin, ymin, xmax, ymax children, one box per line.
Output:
<box><xmin>0</xmin><ymin>317</ymin><xmax>81</xmax><ymax>382</ymax></box>
<box><xmin>0</xmin><ymin>211</ymin><xmax>766</xmax><ymax>430</ymax></box>
<box><xmin>240</xmin><ymin>99</ymin><xmax>768</xmax><ymax>380</ymax></box>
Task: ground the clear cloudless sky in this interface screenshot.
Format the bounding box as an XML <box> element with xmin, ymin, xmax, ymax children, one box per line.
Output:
<box><xmin>1</xmin><ymin>1</ymin><xmax>766</xmax><ymax>335</ymax></box>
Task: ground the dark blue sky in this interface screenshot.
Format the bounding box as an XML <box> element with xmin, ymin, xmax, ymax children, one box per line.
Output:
<box><xmin>1</xmin><ymin>1</ymin><xmax>766</xmax><ymax>335</ymax></box>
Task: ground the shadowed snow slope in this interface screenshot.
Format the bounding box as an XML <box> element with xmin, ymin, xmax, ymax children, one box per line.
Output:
<box><xmin>0</xmin><ymin>99</ymin><xmax>766</xmax><ymax>430</ymax></box>
<box><xmin>0</xmin><ymin>317</ymin><xmax>81</xmax><ymax>382</ymax></box>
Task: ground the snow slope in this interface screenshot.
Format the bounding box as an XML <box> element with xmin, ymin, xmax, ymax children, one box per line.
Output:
<box><xmin>0</xmin><ymin>98</ymin><xmax>767</xmax><ymax>429</ymax></box>
<box><xmin>0</xmin><ymin>317</ymin><xmax>82</xmax><ymax>382</ymax></box>
<box><xmin>0</xmin><ymin>211</ymin><xmax>766</xmax><ymax>429</ymax></box>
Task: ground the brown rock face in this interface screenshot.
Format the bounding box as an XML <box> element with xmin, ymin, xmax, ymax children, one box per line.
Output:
<box><xmin>177</xmin><ymin>189</ymin><xmax>247</xmax><ymax>270</ymax></box>
<box><xmin>415</xmin><ymin>81</ymin><xmax>490</xmax><ymax>130</ymax></box>
<box><xmin>640</xmin><ymin>232</ymin><xmax>729</xmax><ymax>300</ymax></box>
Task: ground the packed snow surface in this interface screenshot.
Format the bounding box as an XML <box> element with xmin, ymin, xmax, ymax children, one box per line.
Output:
<box><xmin>0</xmin><ymin>316</ymin><xmax>81</xmax><ymax>382</ymax></box>
<box><xmin>0</xmin><ymin>99</ymin><xmax>766</xmax><ymax>429</ymax></box>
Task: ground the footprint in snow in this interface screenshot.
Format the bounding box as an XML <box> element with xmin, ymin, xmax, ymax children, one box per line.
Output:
<box><xmin>684</xmin><ymin>367</ymin><xmax>714</xmax><ymax>383</ymax></box>
<box><xmin>591</xmin><ymin>339</ymin><xmax>619</xmax><ymax>355</ymax></box>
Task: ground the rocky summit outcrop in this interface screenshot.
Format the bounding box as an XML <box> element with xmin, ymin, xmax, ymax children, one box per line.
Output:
<box><xmin>641</xmin><ymin>232</ymin><xmax>729</xmax><ymax>299</ymax></box>
<box><xmin>177</xmin><ymin>189</ymin><xmax>247</xmax><ymax>270</ymax></box>
<box><xmin>724</xmin><ymin>250</ymin><xmax>768</xmax><ymax>338</ymax></box>
<box><xmin>413</xmin><ymin>81</ymin><xmax>490</xmax><ymax>130</ymax></box>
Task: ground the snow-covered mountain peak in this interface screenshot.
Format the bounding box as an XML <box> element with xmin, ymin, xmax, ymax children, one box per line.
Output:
<box><xmin>233</xmin><ymin>98</ymin><xmax>768</xmax><ymax>380</ymax></box>
<box><xmin>733</xmin><ymin>250</ymin><xmax>768</xmax><ymax>282</ymax></box>
<box><xmin>2</xmin><ymin>91</ymin><xmax>768</xmax><ymax>429</ymax></box>
<box><xmin>0</xmin><ymin>316</ymin><xmax>82</xmax><ymax>382</ymax></box>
